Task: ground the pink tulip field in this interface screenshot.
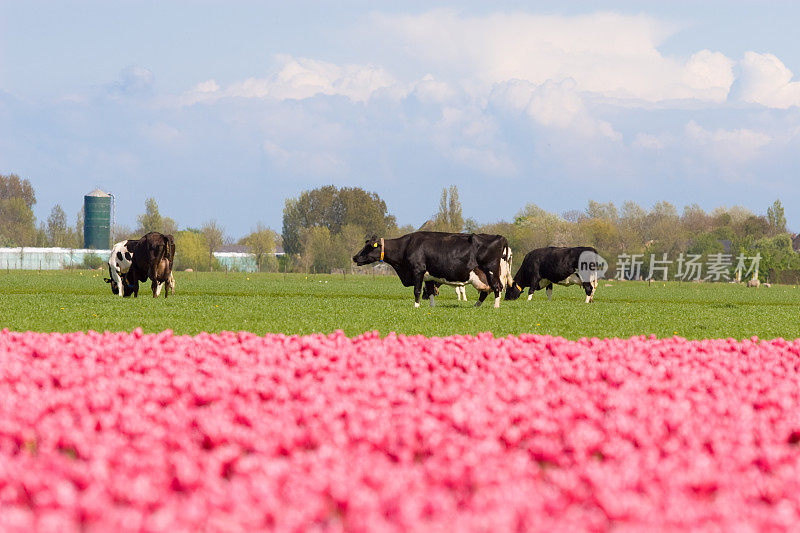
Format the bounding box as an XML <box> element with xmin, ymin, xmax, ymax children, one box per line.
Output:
<box><xmin>3</xmin><ymin>328</ymin><xmax>800</xmax><ymax>531</ymax></box>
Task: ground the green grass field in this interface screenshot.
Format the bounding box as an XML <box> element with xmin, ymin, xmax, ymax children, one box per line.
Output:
<box><xmin>1</xmin><ymin>269</ymin><xmax>799</xmax><ymax>339</ymax></box>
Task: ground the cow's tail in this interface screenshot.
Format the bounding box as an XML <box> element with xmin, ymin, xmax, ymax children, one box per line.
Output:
<box><xmin>500</xmin><ymin>245</ymin><xmax>514</xmax><ymax>288</ymax></box>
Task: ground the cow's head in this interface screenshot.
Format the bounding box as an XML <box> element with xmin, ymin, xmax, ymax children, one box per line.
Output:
<box><xmin>421</xmin><ymin>283</ymin><xmax>440</xmax><ymax>300</ymax></box>
<box><xmin>104</xmin><ymin>269</ymin><xmax>137</xmax><ymax>297</ymax></box>
<box><xmin>352</xmin><ymin>235</ymin><xmax>382</xmax><ymax>266</ymax></box>
<box><xmin>504</xmin><ymin>282</ymin><xmax>524</xmax><ymax>300</ymax></box>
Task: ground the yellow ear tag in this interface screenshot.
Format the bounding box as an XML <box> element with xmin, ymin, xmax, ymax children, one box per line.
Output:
<box><xmin>373</xmin><ymin>242</ymin><xmax>378</xmax><ymax>247</ymax></box>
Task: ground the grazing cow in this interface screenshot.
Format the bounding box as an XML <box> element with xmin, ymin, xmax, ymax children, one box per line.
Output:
<box><xmin>103</xmin><ymin>240</ymin><xmax>138</xmax><ymax>297</ymax></box>
<box><xmin>352</xmin><ymin>231</ymin><xmax>511</xmax><ymax>308</ymax></box>
<box><xmin>127</xmin><ymin>232</ymin><xmax>176</xmax><ymax>298</ymax></box>
<box><xmin>421</xmin><ymin>245</ymin><xmax>513</xmax><ymax>304</ymax></box>
<box><xmin>505</xmin><ymin>246</ymin><xmax>601</xmax><ymax>303</ymax></box>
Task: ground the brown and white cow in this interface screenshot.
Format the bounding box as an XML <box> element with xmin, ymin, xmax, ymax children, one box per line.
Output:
<box><xmin>126</xmin><ymin>232</ymin><xmax>176</xmax><ymax>298</ymax></box>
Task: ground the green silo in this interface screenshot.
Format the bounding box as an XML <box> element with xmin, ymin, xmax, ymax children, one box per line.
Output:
<box><xmin>84</xmin><ymin>189</ymin><xmax>112</xmax><ymax>249</ymax></box>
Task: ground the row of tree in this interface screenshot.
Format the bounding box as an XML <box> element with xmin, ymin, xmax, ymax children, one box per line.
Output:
<box><xmin>279</xmin><ymin>185</ymin><xmax>797</xmax><ymax>281</ymax></box>
<box><xmin>2</xmin><ymin>171</ymin><xmax>798</xmax><ymax>280</ymax></box>
<box><xmin>1</xmin><ymin>174</ymin><xmax>84</xmax><ymax>248</ymax></box>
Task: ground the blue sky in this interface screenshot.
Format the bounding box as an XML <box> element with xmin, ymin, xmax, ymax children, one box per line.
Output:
<box><xmin>2</xmin><ymin>1</ymin><xmax>800</xmax><ymax>238</ymax></box>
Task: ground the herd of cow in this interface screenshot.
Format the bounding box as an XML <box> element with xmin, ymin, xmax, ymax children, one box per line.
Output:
<box><xmin>353</xmin><ymin>231</ymin><xmax>601</xmax><ymax>308</ymax></box>
<box><xmin>103</xmin><ymin>230</ymin><xmax>600</xmax><ymax>308</ymax></box>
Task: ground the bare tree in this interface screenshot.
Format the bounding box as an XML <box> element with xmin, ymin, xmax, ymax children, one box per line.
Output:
<box><xmin>201</xmin><ymin>219</ymin><xmax>225</xmax><ymax>261</ymax></box>
<box><xmin>46</xmin><ymin>204</ymin><xmax>68</xmax><ymax>247</ymax></box>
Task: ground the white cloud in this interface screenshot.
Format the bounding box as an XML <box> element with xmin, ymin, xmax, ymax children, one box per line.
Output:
<box><xmin>633</xmin><ymin>133</ymin><xmax>664</xmax><ymax>150</ymax></box>
<box><xmin>685</xmin><ymin>120</ymin><xmax>771</xmax><ymax>162</ymax></box>
<box><xmin>195</xmin><ymin>79</ymin><xmax>220</xmax><ymax>94</ymax></box>
<box><xmin>369</xmin><ymin>10</ymin><xmax>733</xmax><ymax>103</ymax></box>
<box><xmin>735</xmin><ymin>52</ymin><xmax>800</xmax><ymax>108</ymax></box>
<box><xmin>181</xmin><ymin>56</ymin><xmax>396</xmax><ymax>105</ymax></box>
<box><xmin>682</xmin><ymin>50</ymin><xmax>735</xmax><ymax>101</ymax></box>
<box><xmin>410</xmin><ymin>75</ymin><xmax>456</xmax><ymax>104</ymax></box>
<box><xmin>491</xmin><ymin>78</ymin><xmax>621</xmax><ymax>140</ymax></box>
<box><xmin>108</xmin><ymin>66</ymin><xmax>154</xmax><ymax>97</ymax></box>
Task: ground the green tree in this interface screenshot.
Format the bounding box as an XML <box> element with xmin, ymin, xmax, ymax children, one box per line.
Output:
<box><xmin>681</xmin><ymin>204</ymin><xmax>711</xmax><ymax>235</ymax></box>
<box><xmin>339</xmin><ymin>224</ymin><xmax>367</xmax><ymax>273</ymax></box>
<box><xmin>282</xmin><ymin>186</ymin><xmax>396</xmax><ymax>255</ymax></box>
<box><xmin>0</xmin><ymin>197</ymin><xmax>36</xmax><ymax>246</ymax></box>
<box><xmin>34</xmin><ymin>223</ymin><xmax>48</xmax><ymax>247</ymax></box>
<box><xmin>0</xmin><ymin>173</ymin><xmax>36</xmax><ymax>208</ymax></box>
<box><xmin>739</xmin><ymin>215</ymin><xmax>770</xmax><ymax>239</ymax></box>
<box><xmin>619</xmin><ymin>201</ymin><xmax>647</xmax><ymax>253</ymax></box>
<box><xmin>162</xmin><ymin>216</ymin><xmax>178</xmax><ymax>236</ymax></box>
<box><xmin>432</xmin><ymin>185</ymin><xmax>464</xmax><ymax>232</ymax></box>
<box><xmin>137</xmin><ymin>198</ymin><xmax>163</xmax><ymax>234</ymax></box>
<box><xmin>73</xmin><ymin>207</ymin><xmax>84</xmax><ymax>248</ymax></box>
<box><xmin>512</xmin><ymin>203</ymin><xmax>570</xmax><ymax>251</ymax></box>
<box><xmin>299</xmin><ymin>226</ymin><xmax>339</xmax><ymax>273</ymax></box>
<box><xmin>241</xmin><ymin>223</ymin><xmax>277</xmax><ymax>271</ymax></box>
<box><xmin>686</xmin><ymin>232</ymin><xmax>725</xmax><ymax>256</ymax></box>
<box><xmin>0</xmin><ymin>173</ymin><xmax>37</xmax><ymax>246</ymax></box>
<box><xmin>174</xmin><ymin>230</ymin><xmax>216</xmax><ymax>271</ymax></box>
<box><xmin>767</xmin><ymin>199</ymin><xmax>787</xmax><ymax>234</ymax></box>
<box><xmin>753</xmin><ymin>233</ymin><xmax>794</xmax><ymax>281</ymax></box>
<box><xmin>337</xmin><ymin>187</ymin><xmax>397</xmax><ymax>235</ymax></box>
<box><xmin>586</xmin><ymin>200</ymin><xmax>618</xmax><ymax>221</ymax></box>
<box><xmin>46</xmin><ymin>204</ymin><xmax>68</xmax><ymax>247</ymax></box>
<box><xmin>448</xmin><ymin>185</ymin><xmax>464</xmax><ymax>232</ymax></box>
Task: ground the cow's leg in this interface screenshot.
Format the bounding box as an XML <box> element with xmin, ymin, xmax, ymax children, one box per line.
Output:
<box><xmin>546</xmin><ymin>284</ymin><xmax>553</xmax><ymax>301</ymax></box>
<box><xmin>481</xmin><ymin>266</ymin><xmax>503</xmax><ymax>309</ymax></box>
<box><xmin>413</xmin><ymin>273</ymin><xmax>424</xmax><ymax>308</ymax></box>
<box><xmin>584</xmin><ymin>279</ymin><xmax>597</xmax><ymax>302</ymax></box>
<box><xmin>423</xmin><ymin>281</ymin><xmax>437</xmax><ymax>307</ymax></box>
<box><xmin>474</xmin><ymin>291</ymin><xmax>488</xmax><ymax>307</ymax></box>
<box><xmin>152</xmin><ymin>278</ymin><xmax>159</xmax><ymax>298</ymax></box>
<box><xmin>128</xmin><ymin>270</ymin><xmax>139</xmax><ymax>298</ymax></box>
<box><xmin>582</xmin><ymin>281</ymin><xmax>594</xmax><ymax>303</ymax></box>
<box><xmin>528</xmin><ymin>276</ymin><xmax>540</xmax><ymax>302</ymax></box>
<box><xmin>155</xmin><ymin>280</ymin><xmax>166</xmax><ymax>298</ymax></box>
<box><xmin>115</xmin><ymin>270</ymin><xmax>124</xmax><ymax>297</ymax></box>
<box><xmin>459</xmin><ymin>286</ymin><xmax>467</xmax><ymax>301</ymax></box>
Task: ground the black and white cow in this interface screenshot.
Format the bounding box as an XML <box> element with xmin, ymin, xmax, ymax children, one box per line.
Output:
<box><xmin>505</xmin><ymin>246</ymin><xmax>600</xmax><ymax>303</ymax></box>
<box><xmin>126</xmin><ymin>232</ymin><xmax>176</xmax><ymax>298</ymax></box>
<box><xmin>352</xmin><ymin>231</ymin><xmax>512</xmax><ymax>308</ymax></box>
<box><xmin>421</xmin><ymin>245</ymin><xmax>513</xmax><ymax>303</ymax></box>
<box><xmin>103</xmin><ymin>240</ymin><xmax>137</xmax><ymax>297</ymax></box>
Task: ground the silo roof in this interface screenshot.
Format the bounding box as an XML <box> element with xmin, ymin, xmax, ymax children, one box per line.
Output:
<box><xmin>86</xmin><ymin>188</ymin><xmax>111</xmax><ymax>197</ymax></box>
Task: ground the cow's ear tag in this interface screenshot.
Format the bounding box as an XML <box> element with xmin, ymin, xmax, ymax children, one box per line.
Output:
<box><xmin>373</xmin><ymin>242</ymin><xmax>378</xmax><ymax>247</ymax></box>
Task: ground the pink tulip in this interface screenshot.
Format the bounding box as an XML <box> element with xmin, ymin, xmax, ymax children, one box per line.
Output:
<box><xmin>3</xmin><ymin>330</ymin><xmax>800</xmax><ymax>530</ymax></box>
